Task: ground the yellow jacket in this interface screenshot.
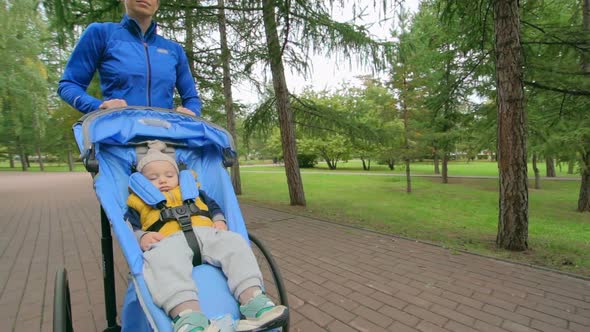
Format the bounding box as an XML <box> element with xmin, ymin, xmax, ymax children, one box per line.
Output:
<box><xmin>127</xmin><ymin>186</ymin><xmax>214</xmax><ymax>237</ymax></box>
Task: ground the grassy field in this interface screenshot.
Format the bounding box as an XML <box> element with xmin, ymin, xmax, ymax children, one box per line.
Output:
<box><xmin>238</xmin><ymin>165</ymin><xmax>590</xmax><ymax>276</ymax></box>
<box><xmin>245</xmin><ymin>159</ymin><xmax>579</xmax><ymax>178</ymax></box>
<box><xmin>0</xmin><ymin>164</ymin><xmax>87</xmax><ymax>172</ymax></box>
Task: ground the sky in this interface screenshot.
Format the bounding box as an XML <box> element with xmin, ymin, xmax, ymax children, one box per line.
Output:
<box><xmin>232</xmin><ymin>0</ymin><xmax>422</xmax><ymax>105</ymax></box>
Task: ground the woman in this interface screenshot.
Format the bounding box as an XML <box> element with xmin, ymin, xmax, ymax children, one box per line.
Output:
<box><xmin>58</xmin><ymin>0</ymin><xmax>201</xmax><ymax>115</ymax></box>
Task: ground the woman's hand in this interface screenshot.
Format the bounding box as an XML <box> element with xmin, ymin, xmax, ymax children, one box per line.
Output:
<box><xmin>175</xmin><ymin>106</ymin><xmax>195</xmax><ymax>116</ymax></box>
<box><xmin>140</xmin><ymin>232</ymin><xmax>164</xmax><ymax>251</ymax></box>
<box><xmin>213</xmin><ymin>220</ymin><xmax>228</xmax><ymax>231</ymax></box>
<box><xmin>100</xmin><ymin>99</ymin><xmax>128</xmax><ymax>109</ymax></box>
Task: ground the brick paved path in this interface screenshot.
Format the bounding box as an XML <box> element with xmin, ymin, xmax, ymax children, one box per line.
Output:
<box><xmin>1</xmin><ymin>172</ymin><xmax>589</xmax><ymax>332</ymax></box>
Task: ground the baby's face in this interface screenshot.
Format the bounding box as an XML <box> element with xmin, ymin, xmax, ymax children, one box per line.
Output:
<box><xmin>141</xmin><ymin>160</ymin><xmax>178</xmax><ymax>192</ymax></box>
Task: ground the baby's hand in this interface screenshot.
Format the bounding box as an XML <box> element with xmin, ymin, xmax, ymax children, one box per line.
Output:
<box><xmin>213</xmin><ymin>220</ymin><xmax>228</xmax><ymax>231</ymax></box>
<box><xmin>140</xmin><ymin>232</ymin><xmax>164</xmax><ymax>251</ymax></box>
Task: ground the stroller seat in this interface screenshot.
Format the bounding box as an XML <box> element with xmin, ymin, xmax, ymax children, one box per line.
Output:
<box><xmin>69</xmin><ymin>107</ymin><xmax>270</xmax><ymax>331</ymax></box>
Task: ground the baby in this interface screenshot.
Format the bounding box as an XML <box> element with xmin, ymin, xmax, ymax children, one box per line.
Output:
<box><xmin>125</xmin><ymin>140</ymin><xmax>288</xmax><ymax>332</ymax></box>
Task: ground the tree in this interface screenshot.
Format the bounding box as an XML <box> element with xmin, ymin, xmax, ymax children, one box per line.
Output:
<box><xmin>578</xmin><ymin>0</ymin><xmax>590</xmax><ymax>212</ymax></box>
<box><xmin>261</xmin><ymin>0</ymin><xmax>305</xmax><ymax>205</ymax></box>
<box><xmin>217</xmin><ymin>0</ymin><xmax>242</xmax><ymax>194</ymax></box>
<box><xmin>0</xmin><ymin>0</ymin><xmax>50</xmax><ymax>171</ymax></box>
<box><xmin>494</xmin><ymin>0</ymin><xmax>528</xmax><ymax>250</ymax></box>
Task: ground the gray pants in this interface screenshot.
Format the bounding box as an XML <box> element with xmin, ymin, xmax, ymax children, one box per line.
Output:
<box><xmin>142</xmin><ymin>227</ymin><xmax>263</xmax><ymax>315</ymax></box>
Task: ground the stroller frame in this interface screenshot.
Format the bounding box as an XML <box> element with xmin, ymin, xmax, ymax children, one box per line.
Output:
<box><xmin>53</xmin><ymin>108</ymin><xmax>289</xmax><ymax>332</ymax></box>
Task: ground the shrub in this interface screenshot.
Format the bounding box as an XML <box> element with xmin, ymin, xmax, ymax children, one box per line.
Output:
<box><xmin>297</xmin><ymin>154</ymin><xmax>318</xmax><ymax>168</ymax></box>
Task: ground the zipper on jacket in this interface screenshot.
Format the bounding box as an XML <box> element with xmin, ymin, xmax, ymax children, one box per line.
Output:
<box><xmin>143</xmin><ymin>41</ymin><xmax>152</xmax><ymax>106</ymax></box>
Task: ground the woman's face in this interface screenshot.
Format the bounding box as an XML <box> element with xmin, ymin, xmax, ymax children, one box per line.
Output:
<box><xmin>124</xmin><ymin>0</ymin><xmax>159</xmax><ymax>20</ymax></box>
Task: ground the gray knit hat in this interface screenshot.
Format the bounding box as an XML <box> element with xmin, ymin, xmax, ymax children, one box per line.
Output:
<box><xmin>136</xmin><ymin>140</ymin><xmax>179</xmax><ymax>173</ymax></box>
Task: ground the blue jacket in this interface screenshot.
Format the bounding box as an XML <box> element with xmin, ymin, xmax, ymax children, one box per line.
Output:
<box><xmin>58</xmin><ymin>15</ymin><xmax>202</xmax><ymax>115</ymax></box>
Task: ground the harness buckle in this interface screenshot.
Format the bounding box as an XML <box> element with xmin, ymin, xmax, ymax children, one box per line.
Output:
<box><xmin>160</xmin><ymin>205</ymin><xmax>193</xmax><ymax>232</ymax></box>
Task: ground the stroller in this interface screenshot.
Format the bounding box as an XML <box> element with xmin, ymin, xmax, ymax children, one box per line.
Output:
<box><xmin>53</xmin><ymin>107</ymin><xmax>289</xmax><ymax>332</ymax></box>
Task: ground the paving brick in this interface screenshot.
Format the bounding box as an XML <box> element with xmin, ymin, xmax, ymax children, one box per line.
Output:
<box><xmin>352</xmin><ymin>305</ymin><xmax>393</xmax><ymax>328</ymax></box>
<box><xmin>429</xmin><ymin>304</ymin><xmax>475</xmax><ymax>326</ymax></box>
<box><xmin>443</xmin><ymin>320</ymin><xmax>479</xmax><ymax>332</ymax></box>
<box><xmin>570</xmin><ymin>321</ymin><xmax>590</xmax><ymax>332</ymax></box>
<box><xmin>371</xmin><ymin>290</ymin><xmax>408</xmax><ymax>310</ymax></box>
<box><xmin>515</xmin><ymin>306</ymin><xmax>568</xmax><ymax>328</ymax></box>
<box><xmin>404</xmin><ymin>304</ymin><xmax>448</xmax><ymax>327</ymax></box>
<box><xmin>440</xmin><ymin>291</ymin><xmax>484</xmax><ymax>310</ymax></box>
<box><xmin>416</xmin><ymin>320</ymin><xmax>450</xmax><ymax>332</ymax></box>
<box><xmin>483</xmin><ymin>304</ymin><xmax>530</xmax><ymax>327</ymax></box>
<box><xmin>348</xmin><ymin>316</ymin><xmax>389</xmax><ymax>332</ymax></box>
<box><xmin>326</xmin><ymin>319</ymin><xmax>358</xmax><ymax>332</ymax></box>
<box><xmin>530</xmin><ymin>319</ymin><xmax>571</xmax><ymax>332</ymax></box>
<box><xmin>474</xmin><ymin>320</ymin><xmax>508</xmax><ymax>332</ymax></box>
<box><xmin>320</xmin><ymin>301</ymin><xmax>357</xmax><ymax>323</ymax></box>
<box><xmin>456</xmin><ymin>304</ymin><xmax>503</xmax><ymax>326</ymax></box>
<box><xmin>418</xmin><ymin>291</ymin><xmax>458</xmax><ymax>310</ymax></box>
<box><xmin>377</xmin><ymin>304</ymin><xmax>420</xmax><ymax>327</ymax></box>
<box><xmin>388</xmin><ymin>321</ymin><xmax>421</xmax><ymax>332</ymax></box>
<box><xmin>501</xmin><ymin>320</ymin><xmax>536</xmax><ymax>332</ymax></box>
<box><xmin>297</xmin><ymin>304</ymin><xmax>334</xmax><ymax>327</ymax></box>
<box><xmin>323</xmin><ymin>280</ymin><xmax>353</xmax><ymax>296</ymax></box>
<box><xmin>349</xmin><ymin>291</ymin><xmax>384</xmax><ymax>311</ymax></box>
<box><xmin>395</xmin><ymin>290</ymin><xmax>433</xmax><ymax>308</ymax></box>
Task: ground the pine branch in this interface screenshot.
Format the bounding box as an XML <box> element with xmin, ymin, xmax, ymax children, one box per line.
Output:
<box><xmin>524</xmin><ymin>81</ymin><xmax>590</xmax><ymax>96</ymax></box>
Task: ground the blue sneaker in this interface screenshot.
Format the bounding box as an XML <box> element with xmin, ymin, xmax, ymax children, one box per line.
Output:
<box><xmin>236</xmin><ymin>294</ymin><xmax>288</xmax><ymax>332</ymax></box>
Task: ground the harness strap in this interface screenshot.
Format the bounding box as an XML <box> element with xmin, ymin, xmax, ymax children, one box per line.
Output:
<box><xmin>145</xmin><ymin>202</ymin><xmax>212</xmax><ymax>232</ymax></box>
<box><xmin>129</xmin><ymin>170</ymin><xmax>207</xmax><ymax>266</ymax></box>
<box><xmin>146</xmin><ymin>202</ymin><xmax>211</xmax><ymax>266</ymax></box>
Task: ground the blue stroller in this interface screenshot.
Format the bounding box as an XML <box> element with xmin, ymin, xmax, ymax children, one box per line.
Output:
<box><xmin>53</xmin><ymin>107</ymin><xmax>289</xmax><ymax>332</ymax></box>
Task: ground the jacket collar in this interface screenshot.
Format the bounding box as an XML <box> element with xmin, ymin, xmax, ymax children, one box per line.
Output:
<box><xmin>121</xmin><ymin>14</ymin><xmax>157</xmax><ymax>40</ymax></box>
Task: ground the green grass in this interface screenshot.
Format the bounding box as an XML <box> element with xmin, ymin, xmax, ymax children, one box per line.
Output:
<box><xmin>245</xmin><ymin>159</ymin><xmax>579</xmax><ymax>178</ymax></box>
<box><xmin>0</xmin><ymin>162</ymin><xmax>87</xmax><ymax>172</ymax></box>
<box><xmin>238</xmin><ymin>171</ymin><xmax>590</xmax><ymax>276</ymax></box>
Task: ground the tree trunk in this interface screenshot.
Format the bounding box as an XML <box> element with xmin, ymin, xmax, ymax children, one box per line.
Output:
<box><xmin>401</xmin><ymin>74</ymin><xmax>411</xmax><ymax>193</ymax></box>
<box><xmin>434</xmin><ymin>154</ymin><xmax>440</xmax><ymax>174</ymax></box>
<box><xmin>388</xmin><ymin>158</ymin><xmax>395</xmax><ymax>170</ymax></box>
<box><xmin>442</xmin><ymin>153</ymin><xmax>449</xmax><ymax>184</ymax></box>
<box><xmin>568</xmin><ymin>160</ymin><xmax>575</xmax><ymax>174</ymax></box>
<box><xmin>578</xmin><ymin>149</ymin><xmax>590</xmax><ymax>212</ymax></box>
<box><xmin>545</xmin><ymin>157</ymin><xmax>556</xmax><ymax>177</ymax></box>
<box><xmin>67</xmin><ymin>147</ymin><xmax>74</xmax><ymax>172</ymax></box>
<box><xmin>218</xmin><ymin>0</ymin><xmax>242</xmax><ymax>195</ymax></box>
<box><xmin>9</xmin><ymin>154</ymin><xmax>15</xmax><ymax>168</ymax></box>
<box><xmin>184</xmin><ymin>7</ymin><xmax>197</xmax><ymax>79</ymax></box>
<box><xmin>17</xmin><ymin>137</ymin><xmax>27</xmax><ymax>171</ymax></box>
<box><xmin>577</xmin><ymin>0</ymin><xmax>589</xmax><ymax>211</ymax></box>
<box><xmin>262</xmin><ymin>0</ymin><xmax>305</xmax><ymax>205</ymax></box>
<box><xmin>361</xmin><ymin>157</ymin><xmax>368</xmax><ymax>170</ymax></box>
<box><xmin>36</xmin><ymin>146</ymin><xmax>44</xmax><ymax>171</ymax></box>
<box><xmin>532</xmin><ymin>152</ymin><xmax>541</xmax><ymax>189</ymax></box>
<box><xmin>582</xmin><ymin>0</ymin><xmax>590</xmax><ymax>73</ymax></box>
<box><xmin>494</xmin><ymin>0</ymin><xmax>528</xmax><ymax>251</ymax></box>
<box><xmin>405</xmin><ymin>158</ymin><xmax>411</xmax><ymax>193</ymax></box>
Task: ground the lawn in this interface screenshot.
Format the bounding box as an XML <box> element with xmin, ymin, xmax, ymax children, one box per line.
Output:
<box><xmin>244</xmin><ymin>159</ymin><xmax>579</xmax><ymax>178</ymax></box>
<box><xmin>0</xmin><ymin>163</ymin><xmax>87</xmax><ymax>172</ymax></box>
<box><xmin>238</xmin><ymin>168</ymin><xmax>590</xmax><ymax>276</ymax></box>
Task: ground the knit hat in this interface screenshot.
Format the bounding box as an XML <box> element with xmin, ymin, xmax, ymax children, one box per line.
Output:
<box><xmin>136</xmin><ymin>140</ymin><xmax>179</xmax><ymax>173</ymax></box>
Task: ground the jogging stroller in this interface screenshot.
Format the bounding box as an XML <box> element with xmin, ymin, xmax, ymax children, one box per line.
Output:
<box><xmin>53</xmin><ymin>107</ymin><xmax>289</xmax><ymax>332</ymax></box>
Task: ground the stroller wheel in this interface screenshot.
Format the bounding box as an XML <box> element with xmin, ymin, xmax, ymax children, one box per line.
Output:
<box><xmin>248</xmin><ymin>232</ymin><xmax>290</xmax><ymax>332</ymax></box>
<box><xmin>53</xmin><ymin>268</ymin><xmax>74</xmax><ymax>332</ymax></box>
